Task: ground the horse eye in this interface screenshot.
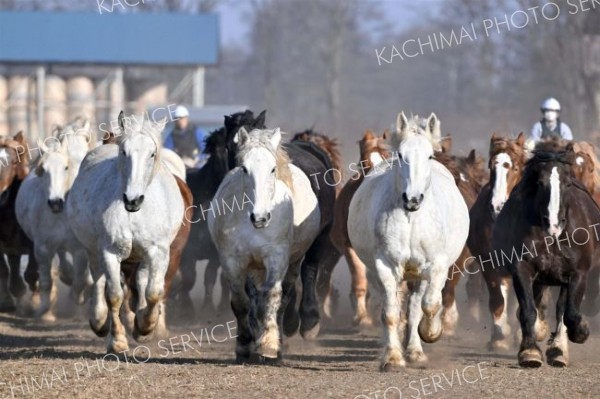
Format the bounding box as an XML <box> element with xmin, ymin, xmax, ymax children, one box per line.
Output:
<box><xmin>271</xmin><ymin>167</ymin><xmax>276</xmax><ymax>174</ymax></box>
<box><xmin>122</xmin><ymin>150</ymin><xmax>126</xmax><ymax>156</ymax></box>
<box><xmin>64</xmin><ymin>166</ymin><xmax>68</xmax><ymax>171</ymax></box>
<box><xmin>429</xmin><ymin>155</ymin><xmax>434</xmax><ymax>160</ymax></box>
<box><xmin>151</xmin><ymin>152</ymin><xmax>156</xmax><ymax>158</ymax></box>
<box><xmin>241</xmin><ymin>166</ymin><xmax>248</xmax><ymax>174</ymax></box>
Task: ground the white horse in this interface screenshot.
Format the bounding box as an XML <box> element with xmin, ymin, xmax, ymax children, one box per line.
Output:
<box><xmin>67</xmin><ymin>112</ymin><xmax>184</xmax><ymax>354</ymax></box>
<box><xmin>208</xmin><ymin>127</ymin><xmax>320</xmax><ymax>362</ymax></box>
<box><xmin>348</xmin><ymin>112</ymin><xmax>469</xmax><ymax>371</ymax></box>
<box><xmin>15</xmin><ymin>119</ymin><xmax>93</xmax><ymax>321</ymax></box>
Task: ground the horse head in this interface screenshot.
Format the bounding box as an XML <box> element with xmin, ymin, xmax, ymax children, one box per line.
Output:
<box><xmin>117</xmin><ymin>111</ymin><xmax>166</xmax><ymax>212</ymax></box>
<box><xmin>393</xmin><ymin>112</ymin><xmax>436</xmax><ymax>212</ymax></box>
<box><xmin>488</xmin><ymin>132</ymin><xmax>527</xmax><ymax>217</ymax></box>
<box><xmin>0</xmin><ymin>131</ymin><xmax>28</xmax><ymax>206</ymax></box>
<box><xmin>234</xmin><ymin>127</ymin><xmax>291</xmax><ymax>229</ymax></box>
<box><xmin>358</xmin><ymin>129</ymin><xmax>390</xmax><ymax>172</ymax></box>
<box><xmin>526</xmin><ymin>140</ymin><xmax>576</xmax><ymax>237</ymax></box>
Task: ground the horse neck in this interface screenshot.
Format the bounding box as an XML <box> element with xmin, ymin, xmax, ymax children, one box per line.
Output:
<box><xmin>200</xmin><ymin>153</ymin><xmax>230</xmax><ymax>197</ymax></box>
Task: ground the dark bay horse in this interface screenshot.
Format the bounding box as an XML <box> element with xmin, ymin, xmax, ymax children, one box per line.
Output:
<box><xmin>493</xmin><ymin>140</ymin><xmax>600</xmax><ymax>367</ymax></box>
<box><xmin>329</xmin><ymin>129</ymin><xmax>390</xmax><ymax>326</ymax></box>
<box><xmin>291</xmin><ymin>129</ymin><xmax>344</xmax><ymax>320</ymax></box>
<box><xmin>173</xmin><ymin>110</ymin><xmax>266</xmax><ymax>317</ymax></box>
<box><xmin>0</xmin><ymin>132</ymin><xmax>38</xmax><ymax>312</ymax></box>
<box><xmin>225</xmin><ymin>123</ymin><xmax>338</xmax><ymax>339</ymax></box>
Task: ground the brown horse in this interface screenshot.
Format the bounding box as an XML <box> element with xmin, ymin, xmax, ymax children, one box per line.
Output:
<box><xmin>493</xmin><ymin>140</ymin><xmax>600</xmax><ymax>367</ymax></box>
<box><xmin>438</xmin><ymin>143</ymin><xmax>489</xmax><ymax>335</ymax></box>
<box><xmin>329</xmin><ymin>129</ymin><xmax>390</xmax><ymax>326</ymax></box>
<box><xmin>0</xmin><ymin>132</ymin><xmax>38</xmax><ymax>312</ymax></box>
<box><xmin>464</xmin><ymin>132</ymin><xmax>529</xmax><ymax>350</ymax></box>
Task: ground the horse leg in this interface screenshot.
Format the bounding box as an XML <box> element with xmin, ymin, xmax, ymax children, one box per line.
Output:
<box><xmin>441</xmin><ymin>254</ymin><xmax>466</xmax><ymax>338</ymax></box>
<box><xmin>0</xmin><ymin>254</ymin><xmax>16</xmax><ymax>312</ymax></box>
<box><xmin>217</xmin><ymin>270</ymin><xmax>230</xmax><ymax>312</ymax></box>
<box><xmin>563</xmin><ymin>270</ymin><xmax>589</xmax><ymax>344</ymax></box>
<box><xmin>133</xmin><ymin>246</ymin><xmax>169</xmax><ymax>343</ymax></box>
<box><xmin>282</xmin><ymin>258</ymin><xmax>302</xmax><ymax>337</ymax></box>
<box><xmin>346</xmin><ymin>247</ymin><xmax>372</xmax><ymax>327</ymax></box>
<box><xmin>418</xmin><ymin>258</ymin><xmax>447</xmax><ymax>344</ymax></box>
<box><xmin>512</xmin><ymin>264</ymin><xmax>543</xmax><ymax>368</ymax></box>
<box><xmin>34</xmin><ymin>246</ymin><xmax>57</xmax><ymax>322</ymax></box>
<box><xmin>255</xmin><ymin>254</ymin><xmax>287</xmax><ymax>362</ymax></box>
<box><xmin>222</xmin><ymin>260</ymin><xmax>253</xmax><ymax>363</ymax></box>
<box><xmin>581</xmin><ymin>265</ymin><xmax>600</xmax><ymax>316</ymax></box>
<box><xmin>375</xmin><ymin>256</ymin><xmax>404</xmax><ymax>371</ymax></box>
<box><xmin>7</xmin><ymin>254</ymin><xmax>26</xmax><ymax>298</ymax></box>
<box><xmin>177</xmin><ymin>253</ymin><xmax>197</xmax><ymax>317</ymax></box>
<box><xmin>533</xmin><ymin>282</ymin><xmax>549</xmax><ymax>341</ymax></box>
<box><xmin>315</xmin><ymin>234</ymin><xmax>342</xmax><ymax>321</ymax></box>
<box><xmin>70</xmin><ymin>248</ymin><xmax>92</xmax><ymax>305</ymax></box>
<box><xmin>466</xmin><ymin>264</ymin><xmax>483</xmax><ymax>322</ymax></box>
<box><xmin>101</xmin><ymin>252</ymin><xmax>129</xmax><ymax>354</ymax></box>
<box><xmin>202</xmin><ymin>258</ymin><xmax>219</xmax><ymax>313</ymax></box>
<box><xmin>405</xmin><ymin>280</ymin><xmax>428</xmax><ymax>363</ymax></box>
<box><xmin>483</xmin><ymin>268</ymin><xmax>511</xmax><ymax>351</ymax></box>
<box><xmin>88</xmin><ymin>253</ymin><xmax>109</xmax><ymax>338</ymax></box>
<box><xmin>546</xmin><ymin>285</ymin><xmax>569</xmax><ymax>367</ymax></box>
<box><xmin>57</xmin><ymin>250</ymin><xmax>74</xmax><ymax>286</ymax></box>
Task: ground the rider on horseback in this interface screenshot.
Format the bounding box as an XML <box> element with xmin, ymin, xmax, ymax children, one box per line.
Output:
<box><xmin>527</xmin><ymin>97</ymin><xmax>573</xmax><ymax>150</ymax></box>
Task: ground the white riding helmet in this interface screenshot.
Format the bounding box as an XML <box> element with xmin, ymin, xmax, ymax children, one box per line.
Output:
<box><xmin>172</xmin><ymin>105</ymin><xmax>189</xmax><ymax>119</ymax></box>
<box><xmin>540</xmin><ymin>98</ymin><xmax>561</xmax><ymax>112</ymax></box>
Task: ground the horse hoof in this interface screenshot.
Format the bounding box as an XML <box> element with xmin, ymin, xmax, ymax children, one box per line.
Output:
<box><xmin>518</xmin><ymin>348</ymin><xmax>543</xmax><ymax>368</ymax></box>
<box><xmin>108</xmin><ymin>337</ymin><xmax>129</xmax><ymax>354</ymax></box>
<box><xmin>300</xmin><ymin>322</ymin><xmax>320</xmax><ymax>340</ymax></box>
<box><xmin>406</xmin><ymin>350</ymin><xmax>428</xmax><ymax>364</ymax></box>
<box><xmin>283</xmin><ymin>311</ymin><xmax>300</xmax><ymax>337</ymax></box>
<box><xmin>37</xmin><ymin>311</ymin><xmax>56</xmax><ymax>323</ymax></box>
<box><xmin>90</xmin><ymin>318</ymin><xmax>110</xmax><ymax>338</ymax></box>
<box><xmin>0</xmin><ymin>301</ymin><xmax>16</xmax><ymax>313</ymax></box>
<box><xmin>487</xmin><ymin>339</ymin><xmax>511</xmax><ymax>352</ymax></box>
<box><xmin>418</xmin><ymin>320</ymin><xmax>442</xmax><ymax>344</ymax></box>
<box><xmin>567</xmin><ymin>321</ymin><xmax>589</xmax><ymax>344</ymax></box>
<box><xmin>546</xmin><ymin>348</ymin><xmax>568</xmax><ymax>368</ymax></box>
<box><xmin>380</xmin><ymin>361</ymin><xmax>405</xmax><ymax>372</ymax></box>
<box><xmin>353</xmin><ymin>315</ymin><xmax>374</xmax><ymax>328</ymax></box>
<box><xmin>132</xmin><ymin>326</ymin><xmax>155</xmax><ymax>343</ymax></box>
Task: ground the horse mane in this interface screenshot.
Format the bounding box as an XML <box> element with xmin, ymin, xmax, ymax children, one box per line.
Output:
<box><xmin>236</xmin><ymin>129</ymin><xmax>293</xmax><ymax>191</ymax></box>
<box><xmin>573</xmin><ymin>141</ymin><xmax>600</xmax><ymax>193</ymax></box>
<box><xmin>393</xmin><ymin>112</ymin><xmax>442</xmax><ymax>151</ymax></box>
<box><xmin>203</xmin><ymin>127</ymin><xmax>227</xmax><ymax>155</ymax></box>
<box><xmin>292</xmin><ymin>129</ymin><xmax>343</xmax><ymax>175</ymax></box>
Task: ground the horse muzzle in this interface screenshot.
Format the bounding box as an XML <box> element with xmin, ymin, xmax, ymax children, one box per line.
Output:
<box><xmin>402</xmin><ymin>193</ymin><xmax>423</xmax><ymax>212</ymax></box>
<box><xmin>250</xmin><ymin>212</ymin><xmax>271</xmax><ymax>229</ymax></box>
<box><xmin>47</xmin><ymin>198</ymin><xmax>64</xmax><ymax>213</ymax></box>
<box><xmin>123</xmin><ymin>193</ymin><xmax>145</xmax><ymax>213</ymax></box>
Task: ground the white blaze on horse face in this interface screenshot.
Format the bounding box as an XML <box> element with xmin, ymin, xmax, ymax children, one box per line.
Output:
<box><xmin>121</xmin><ymin>135</ymin><xmax>156</xmax><ymax>203</ymax></box>
<box><xmin>44</xmin><ymin>153</ymin><xmax>70</xmax><ymax>201</ymax></box>
<box><xmin>548</xmin><ymin>166</ymin><xmax>562</xmax><ymax>237</ymax></box>
<box><xmin>0</xmin><ymin>148</ymin><xmax>8</xmax><ymax>167</ymax></box>
<box><xmin>243</xmin><ymin>147</ymin><xmax>277</xmax><ymax>226</ymax></box>
<box><xmin>399</xmin><ymin>135</ymin><xmax>432</xmax><ymax>207</ymax></box>
<box><xmin>491</xmin><ymin>153</ymin><xmax>512</xmax><ymax>215</ymax></box>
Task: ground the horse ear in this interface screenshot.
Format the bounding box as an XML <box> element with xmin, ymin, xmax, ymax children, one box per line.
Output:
<box><xmin>118</xmin><ymin>111</ymin><xmax>126</xmax><ymax>132</ymax></box>
<box><xmin>396</xmin><ymin>111</ymin><xmax>408</xmax><ymax>134</ymax></box>
<box><xmin>363</xmin><ymin>129</ymin><xmax>375</xmax><ymax>140</ymax></box>
<box><xmin>382</xmin><ymin>129</ymin><xmax>389</xmax><ymax>140</ymax></box>
<box><xmin>13</xmin><ymin>131</ymin><xmax>24</xmax><ymax>144</ymax></box>
<box><xmin>233</xmin><ymin>127</ymin><xmax>249</xmax><ymax>144</ymax></box>
<box><xmin>490</xmin><ymin>132</ymin><xmax>498</xmax><ymax>142</ymax></box>
<box><xmin>426</xmin><ymin>112</ymin><xmax>441</xmax><ymax>139</ymax></box>
<box><xmin>154</xmin><ymin>116</ymin><xmax>168</xmax><ymax>135</ymax></box>
<box><xmin>468</xmin><ymin>149</ymin><xmax>476</xmax><ymax>163</ymax></box>
<box><xmin>270</xmin><ymin>128</ymin><xmax>282</xmax><ymax>149</ymax></box>
<box><xmin>255</xmin><ymin>110</ymin><xmax>267</xmax><ymax>128</ymax></box>
<box><xmin>516</xmin><ymin>132</ymin><xmax>525</xmax><ymax>146</ymax></box>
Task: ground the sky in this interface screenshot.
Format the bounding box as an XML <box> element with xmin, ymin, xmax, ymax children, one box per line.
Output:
<box><xmin>215</xmin><ymin>0</ymin><xmax>442</xmax><ymax>47</ymax></box>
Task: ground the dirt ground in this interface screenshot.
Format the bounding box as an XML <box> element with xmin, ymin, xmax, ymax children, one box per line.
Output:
<box><xmin>1</xmin><ymin>274</ymin><xmax>600</xmax><ymax>399</ymax></box>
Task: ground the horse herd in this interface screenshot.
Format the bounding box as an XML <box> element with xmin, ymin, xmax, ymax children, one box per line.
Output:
<box><xmin>1</xmin><ymin>109</ymin><xmax>600</xmax><ymax>372</ymax></box>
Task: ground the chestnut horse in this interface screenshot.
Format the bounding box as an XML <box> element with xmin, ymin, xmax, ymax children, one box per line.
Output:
<box><xmin>493</xmin><ymin>141</ymin><xmax>600</xmax><ymax>367</ymax></box>
<box><xmin>0</xmin><ymin>132</ymin><xmax>37</xmax><ymax>312</ymax></box>
<box><xmin>464</xmin><ymin>132</ymin><xmax>529</xmax><ymax>350</ymax></box>
<box><xmin>329</xmin><ymin>129</ymin><xmax>390</xmax><ymax>326</ymax></box>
